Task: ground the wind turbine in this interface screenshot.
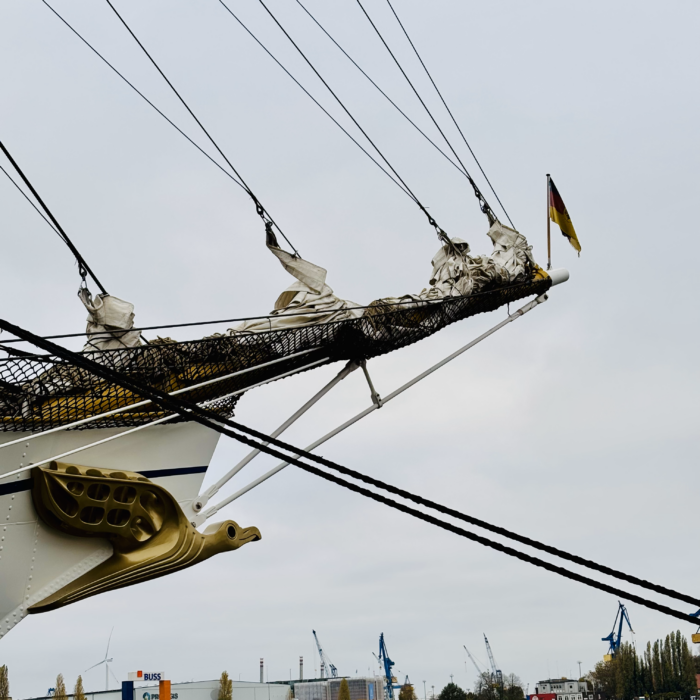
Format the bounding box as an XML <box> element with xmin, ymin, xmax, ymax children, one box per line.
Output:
<box><xmin>85</xmin><ymin>628</ymin><xmax>115</xmax><ymax>691</ymax></box>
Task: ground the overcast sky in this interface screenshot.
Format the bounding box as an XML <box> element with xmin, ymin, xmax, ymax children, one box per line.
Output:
<box><xmin>1</xmin><ymin>0</ymin><xmax>699</xmax><ymax>698</ymax></box>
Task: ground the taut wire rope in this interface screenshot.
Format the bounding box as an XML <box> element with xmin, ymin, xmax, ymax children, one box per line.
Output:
<box><xmin>40</xmin><ymin>0</ymin><xmax>248</xmax><ymax>195</ymax></box>
<box><xmin>0</xmin><ymin>141</ymin><xmax>107</xmax><ymax>293</ymax></box>
<box><xmin>294</xmin><ymin>0</ymin><xmax>472</xmax><ymax>183</ymax></box>
<box><xmin>383</xmin><ymin>0</ymin><xmax>515</xmax><ymax>228</ymax></box>
<box><xmin>216</xmin><ymin>0</ymin><xmax>413</xmax><ymax>201</ymax></box>
<box><xmin>103</xmin><ymin>0</ymin><xmax>299</xmax><ymax>255</ymax></box>
<box><xmin>0</xmin><ymin>163</ymin><xmax>63</xmax><ymax>237</ymax></box>
<box><xmin>355</xmin><ymin>0</ymin><xmax>501</xmax><ymax>227</ymax></box>
<box><xmin>2</xmin><ymin>314</ymin><xmax>700</xmax><ymax>625</ymax></box>
<box><xmin>253</xmin><ymin>0</ymin><xmax>457</xmax><ymax>252</ymax></box>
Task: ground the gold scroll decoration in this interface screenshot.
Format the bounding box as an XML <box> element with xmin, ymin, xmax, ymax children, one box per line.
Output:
<box><xmin>29</xmin><ymin>461</ymin><xmax>261</xmax><ymax>613</ymax></box>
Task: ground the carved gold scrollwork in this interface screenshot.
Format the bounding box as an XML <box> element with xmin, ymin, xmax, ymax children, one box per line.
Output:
<box><xmin>30</xmin><ymin>461</ymin><xmax>261</xmax><ymax>613</ymax></box>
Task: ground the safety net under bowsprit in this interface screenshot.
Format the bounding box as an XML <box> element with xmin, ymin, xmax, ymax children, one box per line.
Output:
<box><xmin>0</xmin><ymin>276</ymin><xmax>551</xmax><ymax>433</ymax></box>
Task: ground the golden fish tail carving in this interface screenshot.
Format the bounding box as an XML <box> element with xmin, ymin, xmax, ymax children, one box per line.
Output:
<box><xmin>29</xmin><ymin>462</ymin><xmax>260</xmax><ymax>613</ymax></box>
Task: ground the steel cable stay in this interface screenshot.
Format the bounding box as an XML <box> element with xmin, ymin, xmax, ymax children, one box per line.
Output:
<box><xmin>102</xmin><ymin>0</ymin><xmax>300</xmax><ymax>255</ymax></box>
<box><xmin>354</xmin><ymin>0</ymin><xmax>503</xmax><ymax>227</ymax></box>
<box><xmin>293</xmin><ymin>0</ymin><xmax>473</xmax><ymax>183</ymax></box>
<box><xmin>0</xmin><ymin>141</ymin><xmax>108</xmax><ymax>294</ymax></box>
<box><xmin>252</xmin><ymin>0</ymin><xmax>458</xmax><ymax>252</ymax></box>
<box><xmin>3</xmin><ymin>313</ymin><xmax>700</xmax><ymax>624</ymax></box>
<box><xmin>382</xmin><ymin>0</ymin><xmax>515</xmax><ymax>229</ymax></box>
<box><xmin>39</xmin><ymin>0</ymin><xmax>248</xmax><ymax>195</ymax></box>
<box><xmin>216</xmin><ymin>0</ymin><xmax>413</xmax><ymax>202</ymax></box>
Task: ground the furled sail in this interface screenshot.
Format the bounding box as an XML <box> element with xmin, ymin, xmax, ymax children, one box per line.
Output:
<box><xmin>78</xmin><ymin>288</ymin><xmax>141</xmax><ymax>353</ymax></box>
<box><xmin>226</xmin><ymin>221</ymin><xmax>543</xmax><ymax>335</ymax></box>
<box><xmin>222</xmin><ymin>233</ymin><xmax>363</xmax><ymax>335</ymax></box>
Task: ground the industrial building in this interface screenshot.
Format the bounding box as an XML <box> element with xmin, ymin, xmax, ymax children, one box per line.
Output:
<box><xmin>533</xmin><ymin>679</ymin><xmax>591</xmax><ymax>700</ymax></box>
<box><xmin>25</xmin><ymin>676</ymin><xmax>383</xmax><ymax>700</ymax></box>
<box><xmin>294</xmin><ymin>678</ymin><xmax>382</xmax><ymax>700</ymax></box>
<box><xmin>27</xmin><ymin>679</ymin><xmax>290</xmax><ymax>700</ymax></box>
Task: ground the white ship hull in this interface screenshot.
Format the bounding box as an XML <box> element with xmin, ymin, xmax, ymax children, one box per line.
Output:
<box><xmin>0</xmin><ymin>422</ymin><xmax>220</xmax><ymax>638</ymax></box>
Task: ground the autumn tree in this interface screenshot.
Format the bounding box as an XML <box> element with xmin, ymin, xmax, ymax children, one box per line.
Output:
<box><xmin>74</xmin><ymin>675</ymin><xmax>86</xmax><ymax>700</ymax></box>
<box><xmin>0</xmin><ymin>666</ymin><xmax>9</xmax><ymax>700</ymax></box>
<box><xmin>399</xmin><ymin>684</ymin><xmax>418</xmax><ymax>700</ymax></box>
<box><xmin>54</xmin><ymin>674</ymin><xmax>67</xmax><ymax>700</ymax></box>
<box><xmin>338</xmin><ymin>678</ymin><xmax>351</xmax><ymax>700</ymax></box>
<box><xmin>219</xmin><ymin>671</ymin><xmax>233</xmax><ymax>700</ymax></box>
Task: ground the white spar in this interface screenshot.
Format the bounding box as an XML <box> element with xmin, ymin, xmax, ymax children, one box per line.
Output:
<box><xmin>194</xmin><ymin>290</ymin><xmax>554</xmax><ymax>524</ymax></box>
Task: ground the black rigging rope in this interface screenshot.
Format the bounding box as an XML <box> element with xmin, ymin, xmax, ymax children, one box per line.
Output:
<box><xmin>383</xmin><ymin>0</ymin><xmax>515</xmax><ymax>229</ymax></box>
<box><xmin>2</xmin><ymin>314</ymin><xmax>700</xmax><ymax>625</ymax></box>
<box><xmin>0</xmin><ymin>141</ymin><xmax>107</xmax><ymax>294</ymax></box>
<box><xmin>102</xmin><ymin>0</ymin><xmax>299</xmax><ymax>255</ymax></box>
<box><xmin>252</xmin><ymin>0</ymin><xmax>456</xmax><ymax>252</ymax></box>
<box><xmin>0</xmin><ymin>163</ymin><xmax>63</xmax><ymax>237</ymax></box>
<box><xmin>40</xmin><ymin>0</ymin><xmax>248</xmax><ymax>195</ymax></box>
<box><xmin>294</xmin><ymin>0</ymin><xmax>471</xmax><ymax>184</ymax></box>
<box><xmin>355</xmin><ymin>0</ymin><xmax>501</xmax><ymax>227</ymax></box>
<box><xmin>216</xmin><ymin>0</ymin><xmax>413</xmax><ymax>202</ymax></box>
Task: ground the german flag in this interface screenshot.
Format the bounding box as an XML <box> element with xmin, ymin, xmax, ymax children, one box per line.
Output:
<box><xmin>549</xmin><ymin>177</ymin><xmax>581</xmax><ymax>254</ymax></box>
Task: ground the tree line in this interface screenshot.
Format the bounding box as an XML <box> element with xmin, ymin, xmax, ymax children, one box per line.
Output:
<box><xmin>587</xmin><ymin>631</ymin><xmax>698</xmax><ymax>700</ymax></box>
<box><xmin>0</xmin><ymin>667</ymin><xmax>87</xmax><ymax>700</ymax></box>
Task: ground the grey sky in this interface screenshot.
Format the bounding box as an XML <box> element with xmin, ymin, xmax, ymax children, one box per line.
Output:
<box><xmin>1</xmin><ymin>0</ymin><xmax>699</xmax><ymax>697</ymax></box>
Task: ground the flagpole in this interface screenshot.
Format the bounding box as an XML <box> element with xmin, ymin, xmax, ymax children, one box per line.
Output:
<box><xmin>546</xmin><ymin>173</ymin><xmax>552</xmax><ymax>270</ymax></box>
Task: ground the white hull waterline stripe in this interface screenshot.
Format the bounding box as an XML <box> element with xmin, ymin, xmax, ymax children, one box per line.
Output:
<box><xmin>196</xmin><ymin>294</ymin><xmax>548</xmax><ymax>522</ymax></box>
<box><xmin>0</xmin><ymin>355</ymin><xmax>329</xmax><ymax>481</ymax></box>
<box><xmin>0</xmin><ymin>347</ymin><xmax>318</xmax><ymax>451</ymax></box>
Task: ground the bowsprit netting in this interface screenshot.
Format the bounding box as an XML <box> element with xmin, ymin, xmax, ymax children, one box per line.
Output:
<box><xmin>0</xmin><ymin>276</ymin><xmax>550</xmax><ymax>432</ymax></box>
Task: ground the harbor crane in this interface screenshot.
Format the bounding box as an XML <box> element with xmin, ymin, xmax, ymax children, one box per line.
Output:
<box><xmin>379</xmin><ymin>633</ymin><xmax>402</xmax><ymax>700</ymax></box>
<box><xmin>484</xmin><ymin>635</ymin><xmax>503</xmax><ymax>688</ymax></box>
<box><xmin>313</xmin><ymin>630</ymin><xmax>338</xmax><ymax>678</ymax></box>
<box><xmin>602</xmin><ymin>602</ymin><xmax>634</xmax><ymax>661</ymax></box>
<box><xmin>463</xmin><ymin>645</ymin><xmax>487</xmax><ymax>678</ymax></box>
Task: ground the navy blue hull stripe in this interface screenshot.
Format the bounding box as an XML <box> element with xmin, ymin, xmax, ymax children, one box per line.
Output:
<box><xmin>0</xmin><ymin>465</ymin><xmax>208</xmax><ymax>497</ymax></box>
<box><xmin>0</xmin><ymin>479</ymin><xmax>32</xmax><ymax>496</ymax></box>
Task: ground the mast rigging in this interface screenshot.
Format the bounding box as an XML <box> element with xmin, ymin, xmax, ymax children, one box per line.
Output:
<box><xmin>103</xmin><ymin>0</ymin><xmax>299</xmax><ymax>255</ymax></box>
<box><xmin>355</xmin><ymin>0</ymin><xmax>501</xmax><ymax>227</ymax></box>
<box><xmin>382</xmin><ymin>0</ymin><xmax>514</xmax><ymax>227</ymax></box>
<box><xmin>0</xmin><ymin>140</ymin><xmax>107</xmax><ymax>293</ymax></box>
<box><xmin>253</xmin><ymin>0</ymin><xmax>457</xmax><ymax>252</ymax></box>
<box><xmin>40</xmin><ymin>0</ymin><xmax>249</xmax><ymax>195</ymax></box>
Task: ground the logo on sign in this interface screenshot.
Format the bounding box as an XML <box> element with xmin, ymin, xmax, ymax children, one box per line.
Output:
<box><xmin>129</xmin><ymin>671</ymin><xmax>165</xmax><ymax>682</ymax></box>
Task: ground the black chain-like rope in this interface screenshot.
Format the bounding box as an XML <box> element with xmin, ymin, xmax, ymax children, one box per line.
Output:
<box><xmin>2</xmin><ymin>315</ymin><xmax>699</xmax><ymax>624</ymax></box>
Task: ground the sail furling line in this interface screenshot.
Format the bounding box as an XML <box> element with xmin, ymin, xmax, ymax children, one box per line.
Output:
<box><xmin>0</xmin><ymin>140</ymin><xmax>107</xmax><ymax>293</ymax></box>
<box><xmin>102</xmin><ymin>0</ymin><xmax>300</xmax><ymax>256</ymax></box>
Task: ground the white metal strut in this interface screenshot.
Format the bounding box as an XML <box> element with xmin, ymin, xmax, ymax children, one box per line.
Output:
<box><xmin>192</xmin><ymin>293</ymin><xmax>548</xmax><ymax>525</ymax></box>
